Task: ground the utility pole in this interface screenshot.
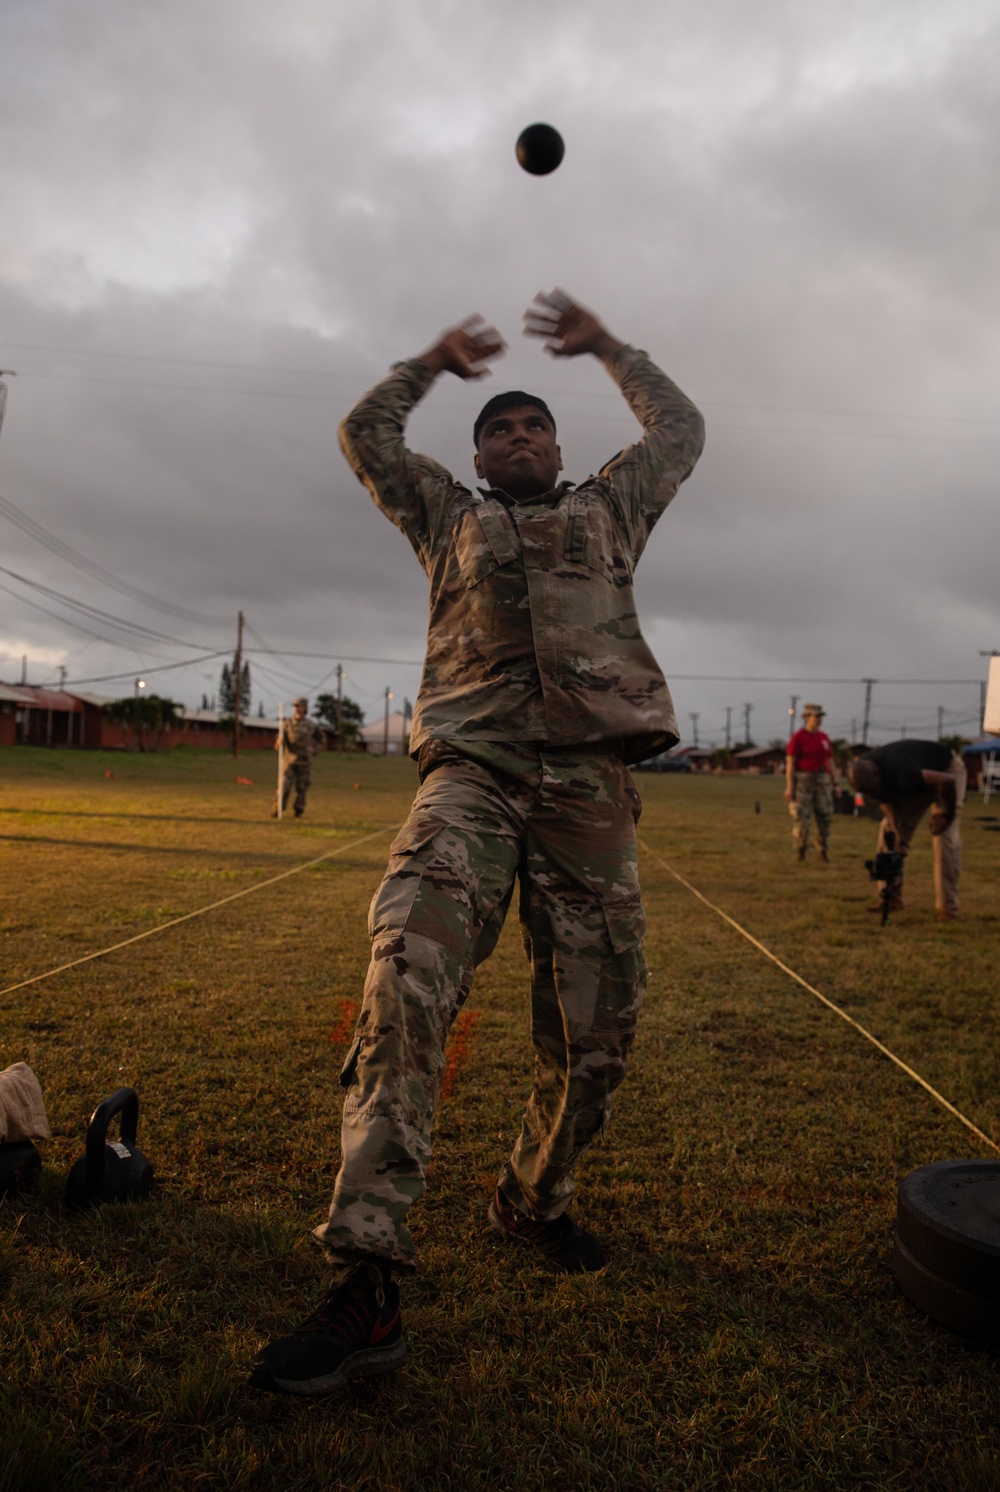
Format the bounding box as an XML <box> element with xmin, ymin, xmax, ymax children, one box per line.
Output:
<box><xmin>336</xmin><ymin>663</ymin><xmax>344</xmax><ymax>751</ymax></box>
<box><xmin>383</xmin><ymin>686</ymin><xmax>392</xmax><ymax>756</ymax></box>
<box><xmin>725</xmin><ymin>706</ymin><xmax>732</xmax><ymax>751</ymax></box>
<box><xmin>20</xmin><ymin>655</ymin><xmax>26</xmax><ymax>685</ymax></box>
<box><xmin>233</xmin><ymin>608</ymin><xmax>244</xmax><ymax>759</ymax></box>
<box><xmin>851</xmin><ymin>717</ymin><xmax>857</xmax><ymax>745</ymax></box>
<box><xmin>743</xmin><ymin>702</ymin><xmax>752</xmax><ymax>747</ymax></box>
<box><xmin>58</xmin><ymin>665</ymin><xmax>66</xmax><ymax>690</ymax></box>
<box><xmin>689</xmin><ymin>712</ymin><xmax>699</xmax><ymax>748</ymax></box>
<box><xmin>937</xmin><ymin>705</ymin><xmax>945</xmax><ymax>740</ymax></box>
<box><xmin>861</xmin><ymin>678</ymin><xmax>875</xmax><ymax>747</ymax></box>
<box><xmin>788</xmin><ymin>694</ymin><xmax>799</xmax><ymax>741</ymax></box>
<box><xmin>981</xmin><ymin>680</ymin><xmax>987</xmax><ymax>734</ymax></box>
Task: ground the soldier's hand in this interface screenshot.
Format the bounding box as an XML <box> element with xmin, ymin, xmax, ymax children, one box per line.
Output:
<box><xmin>418</xmin><ymin>317</ymin><xmax>506</xmax><ymax>380</ymax></box>
<box><xmin>523</xmin><ymin>289</ymin><xmax>624</xmax><ymax>359</ymax></box>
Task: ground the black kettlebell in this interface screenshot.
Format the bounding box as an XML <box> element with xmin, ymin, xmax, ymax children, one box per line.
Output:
<box><xmin>0</xmin><ymin>1140</ymin><xmax>41</xmax><ymax>1198</ymax></box>
<box><xmin>65</xmin><ymin>1087</ymin><xmax>154</xmax><ymax>1210</ymax></box>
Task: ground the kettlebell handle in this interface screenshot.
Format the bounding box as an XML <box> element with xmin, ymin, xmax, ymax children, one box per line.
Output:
<box><xmin>85</xmin><ymin>1087</ymin><xmax>140</xmax><ymax>1190</ymax></box>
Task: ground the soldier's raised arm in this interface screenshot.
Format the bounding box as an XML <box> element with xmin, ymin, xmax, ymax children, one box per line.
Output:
<box><xmin>523</xmin><ymin>289</ymin><xmax>705</xmax><ymax>556</ymax></box>
<box><xmin>339</xmin><ymin>317</ymin><xmax>506</xmax><ymax>565</ymax></box>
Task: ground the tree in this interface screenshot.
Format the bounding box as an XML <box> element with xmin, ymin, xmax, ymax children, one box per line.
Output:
<box><xmin>219</xmin><ymin>659</ymin><xmax>251</xmax><ymax>718</ymax></box>
<box><xmin>103</xmin><ymin>695</ymin><xmax>180</xmax><ymax>751</ymax></box>
<box><xmin>219</xmin><ymin>659</ymin><xmax>251</xmax><ymax>748</ymax></box>
<box><xmin>314</xmin><ymin>692</ymin><xmax>364</xmax><ymax>748</ymax></box>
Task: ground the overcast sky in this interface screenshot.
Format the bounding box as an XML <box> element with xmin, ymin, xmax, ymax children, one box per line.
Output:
<box><xmin>1</xmin><ymin>0</ymin><xmax>998</xmax><ymax>746</ymax></box>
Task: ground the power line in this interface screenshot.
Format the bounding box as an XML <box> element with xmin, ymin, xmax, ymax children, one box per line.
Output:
<box><xmin>0</xmin><ymin>576</ymin><xmax>130</xmax><ymax>652</ymax></box>
<box><xmin>6</xmin><ymin>340</ymin><xmax>1000</xmax><ymax>429</ymax></box>
<box><xmin>35</xmin><ymin>650</ymin><xmax>230</xmax><ymax>689</ymax></box>
<box><xmin>0</xmin><ymin>563</ymin><xmax>209</xmax><ymax>649</ymax></box>
<box><xmin>245</xmin><ymin>649</ymin><xmax>424</xmax><ymax>666</ymax></box>
<box><xmin>0</xmin><ymin>489</ymin><xmax>231</xmax><ymax>627</ymax></box>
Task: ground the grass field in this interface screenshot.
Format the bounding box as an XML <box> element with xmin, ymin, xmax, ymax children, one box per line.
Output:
<box><xmin>1</xmin><ymin>745</ymin><xmax>998</xmax><ymax>1491</ymax></box>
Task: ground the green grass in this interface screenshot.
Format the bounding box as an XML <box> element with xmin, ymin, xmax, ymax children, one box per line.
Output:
<box><xmin>1</xmin><ymin>747</ymin><xmax>998</xmax><ymax>1490</ymax></box>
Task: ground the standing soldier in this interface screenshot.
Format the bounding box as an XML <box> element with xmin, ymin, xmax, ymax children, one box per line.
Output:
<box><xmin>784</xmin><ymin>703</ymin><xmax>838</xmax><ymax>862</ymax></box>
<box><xmin>251</xmin><ymin>289</ymin><xmax>705</xmax><ymax>1397</ymax></box>
<box><xmin>272</xmin><ymin>697</ymin><xmax>325</xmax><ymax>819</ymax></box>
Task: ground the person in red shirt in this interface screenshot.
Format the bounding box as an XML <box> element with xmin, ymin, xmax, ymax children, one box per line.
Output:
<box><xmin>784</xmin><ymin>703</ymin><xmax>838</xmax><ymax>862</ymax></box>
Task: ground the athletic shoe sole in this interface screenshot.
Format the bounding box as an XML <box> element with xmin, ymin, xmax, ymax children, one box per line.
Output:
<box><xmin>252</xmin><ymin>1337</ymin><xmax>406</xmax><ymax>1398</ymax></box>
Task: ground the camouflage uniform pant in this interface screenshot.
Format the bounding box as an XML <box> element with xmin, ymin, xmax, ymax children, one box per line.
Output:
<box><xmin>876</xmin><ymin>752</ymin><xmax>966</xmax><ymax>913</ymax></box>
<box><xmin>789</xmin><ymin>773</ymin><xmax>833</xmax><ymax>851</ymax></box>
<box><xmin>275</xmin><ymin>757</ymin><xmax>312</xmax><ymax>816</ymax></box>
<box><xmin>313</xmin><ymin>741</ymin><xmax>647</xmax><ymax>1272</ymax></box>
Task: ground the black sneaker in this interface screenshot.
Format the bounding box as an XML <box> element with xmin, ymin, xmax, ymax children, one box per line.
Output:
<box><xmin>488</xmin><ymin>1188</ymin><xmax>606</xmax><ymax>1273</ymax></box>
<box><xmin>250</xmin><ymin>1264</ymin><xmax>404</xmax><ymax>1397</ymax></box>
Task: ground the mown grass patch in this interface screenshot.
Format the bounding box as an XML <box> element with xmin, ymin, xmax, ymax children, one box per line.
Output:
<box><xmin>1</xmin><ymin>750</ymin><xmax>998</xmax><ymax>1489</ymax></box>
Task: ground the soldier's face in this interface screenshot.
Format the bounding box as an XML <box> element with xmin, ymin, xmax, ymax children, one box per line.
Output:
<box><xmin>474</xmin><ymin>405</ymin><xmax>563</xmax><ymax>498</ymax></box>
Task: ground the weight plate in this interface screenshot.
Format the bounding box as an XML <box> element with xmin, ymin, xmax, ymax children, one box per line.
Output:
<box><xmin>895</xmin><ymin>1160</ymin><xmax>1000</xmax><ymax>1306</ymax></box>
<box><xmin>893</xmin><ymin>1233</ymin><xmax>1000</xmax><ymax>1346</ymax></box>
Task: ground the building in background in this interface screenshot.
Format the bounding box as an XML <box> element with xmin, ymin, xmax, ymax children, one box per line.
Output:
<box><xmin>359</xmin><ymin>709</ymin><xmax>410</xmax><ymax>756</ymax></box>
<box><xmin>0</xmin><ymin>684</ymin><xmax>334</xmax><ymax>751</ymax></box>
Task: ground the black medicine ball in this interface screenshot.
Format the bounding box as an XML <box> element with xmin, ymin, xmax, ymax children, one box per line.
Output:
<box><xmin>516</xmin><ymin>123</ymin><xmax>565</xmax><ymax>176</ymax></box>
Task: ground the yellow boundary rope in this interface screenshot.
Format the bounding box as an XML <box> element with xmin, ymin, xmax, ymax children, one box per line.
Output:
<box><xmin>5</xmin><ymin>821</ymin><xmax>992</xmax><ymax>1154</ymax></box>
<box><xmin>0</xmin><ymin>825</ymin><xmax>396</xmax><ymax>1002</ymax></box>
<box><xmin>639</xmin><ymin>837</ymin><xmax>1000</xmax><ymax>1155</ymax></box>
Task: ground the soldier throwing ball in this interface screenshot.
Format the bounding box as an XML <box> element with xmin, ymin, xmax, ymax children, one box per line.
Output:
<box><xmin>252</xmin><ymin>290</ymin><xmax>705</xmax><ymax>1397</ymax></box>
<box><xmin>272</xmin><ymin>696</ymin><xmax>325</xmax><ymax>819</ymax></box>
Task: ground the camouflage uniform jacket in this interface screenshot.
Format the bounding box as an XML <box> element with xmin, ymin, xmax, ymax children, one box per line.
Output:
<box><xmin>276</xmin><ymin>715</ymin><xmax>325</xmax><ymax>761</ymax></box>
<box><xmin>339</xmin><ymin>346</ymin><xmax>705</xmax><ymax>764</ymax></box>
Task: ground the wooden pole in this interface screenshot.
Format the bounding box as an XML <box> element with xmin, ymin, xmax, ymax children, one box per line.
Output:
<box><xmin>233</xmin><ymin>609</ymin><xmax>244</xmax><ymax>759</ymax></box>
<box><xmin>276</xmin><ymin>701</ymin><xmax>284</xmax><ymax>819</ymax></box>
<box><xmin>336</xmin><ymin>663</ymin><xmax>343</xmax><ymax>751</ymax></box>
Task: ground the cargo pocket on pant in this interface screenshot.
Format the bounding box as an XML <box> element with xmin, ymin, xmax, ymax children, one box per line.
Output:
<box><xmin>339</xmin><ymin>1036</ymin><xmax>362</xmax><ymax>1090</ymax></box>
<box><xmin>593</xmin><ymin>890</ymin><xmax>647</xmax><ymax>1034</ymax></box>
<box><xmin>368</xmin><ymin>815</ymin><xmax>446</xmax><ymax>940</ymax></box>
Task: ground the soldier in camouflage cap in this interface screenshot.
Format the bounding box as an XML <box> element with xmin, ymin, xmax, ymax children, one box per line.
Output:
<box><xmin>272</xmin><ymin>696</ymin><xmax>325</xmax><ymax>819</ymax></box>
<box><xmin>252</xmin><ymin>289</ymin><xmax>705</xmax><ymax>1398</ymax></box>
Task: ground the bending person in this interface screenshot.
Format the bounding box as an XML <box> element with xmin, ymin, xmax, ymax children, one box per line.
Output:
<box><xmin>252</xmin><ymin>290</ymin><xmax>705</xmax><ymax>1398</ymax></box>
<box><xmin>848</xmin><ymin>738</ymin><xmax>966</xmax><ymax>920</ymax></box>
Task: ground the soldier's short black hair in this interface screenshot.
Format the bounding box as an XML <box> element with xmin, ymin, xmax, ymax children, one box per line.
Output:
<box><xmin>473</xmin><ymin>391</ymin><xmax>556</xmax><ymax>448</ymax></box>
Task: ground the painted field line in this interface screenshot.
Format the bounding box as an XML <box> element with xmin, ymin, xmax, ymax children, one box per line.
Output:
<box><xmin>0</xmin><ymin>825</ymin><xmax>396</xmax><ymax>1002</ymax></box>
<box><xmin>639</xmin><ymin>836</ymin><xmax>1000</xmax><ymax>1156</ymax></box>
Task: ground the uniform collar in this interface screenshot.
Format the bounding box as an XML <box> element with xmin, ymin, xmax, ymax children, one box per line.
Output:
<box><xmin>476</xmin><ymin>480</ymin><xmax>574</xmax><ymax>510</ymax></box>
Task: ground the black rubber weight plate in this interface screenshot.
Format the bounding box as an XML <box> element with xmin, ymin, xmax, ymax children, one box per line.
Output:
<box><xmin>894</xmin><ymin>1160</ymin><xmax>1000</xmax><ymax>1345</ymax></box>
